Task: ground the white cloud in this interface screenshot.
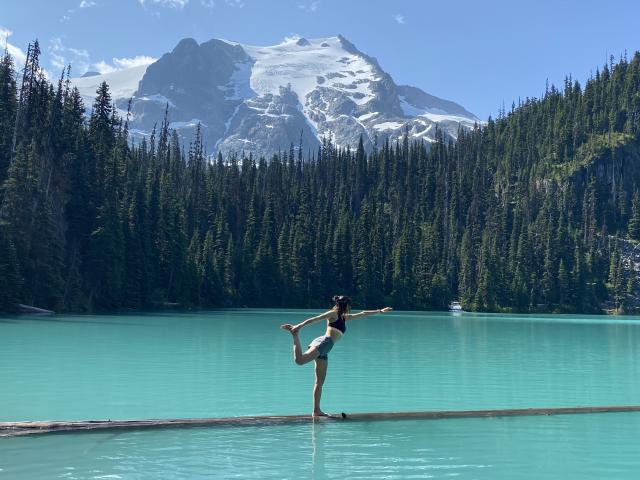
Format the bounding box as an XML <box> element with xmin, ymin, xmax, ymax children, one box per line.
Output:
<box><xmin>70</xmin><ymin>47</ymin><xmax>90</xmax><ymax>58</ymax></box>
<box><xmin>394</xmin><ymin>13</ymin><xmax>405</xmax><ymax>24</ymax></box>
<box><xmin>139</xmin><ymin>0</ymin><xmax>189</xmax><ymax>7</ymax></box>
<box><xmin>49</xmin><ymin>34</ymin><xmax>156</xmax><ymax>76</ymax></box>
<box><xmin>298</xmin><ymin>1</ymin><xmax>319</xmax><ymax>12</ymax></box>
<box><xmin>93</xmin><ymin>55</ymin><xmax>157</xmax><ymax>74</ymax></box>
<box><xmin>92</xmin><ymin>60</ymin><xmax>116</xmax><ymax>74</ymax></box>
<box><xmin>113</xmin><ymin>55</ymin><xmax>156</xmax><ymax>69</ymax></box>
<box><xmin>49</xmin><ymin>37</ymin><xmax>87</xmax><ymax>72</ymax></box>
<box><xmin>49</xmin><ymin>42</ymin><xmax>67</xmax><ymax>69</ymax></box>
<box><xmin>61</xmin><ymin>1</ymin><xmax>96</xmax><ymax>22</ymax></box>
<box><xmin>224</xmin><ymin>0</ymin><xmax>244</xmax><ymax>7</ymax></box>
<box><xmin>1</xmin><ymin>27</ymin><xmax>27</xmax><ymax>72</ymax></box>
<box><xmin>0</xmin><ymin>26</ymin><xmax>13</xmax><ymax>39</ymax></box>
<box><xmin>9</xmin><ymin>44</ymin><xmax>28</xmax><ymax>69</ymax></box>
<box><xmin>201</xmin><ymin>0</ymin><xmax>214</xmax><ymax>7</ymax></box>
<box><xmin>92</xmin><ymin>60</ymin><xmax>115</xmax><ymax>74</ymax></box>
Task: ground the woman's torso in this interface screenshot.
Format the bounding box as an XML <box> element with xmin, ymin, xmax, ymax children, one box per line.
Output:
<box><xmin>325</xmin><ymin>312</ymin><xmax>345</xmax><ymax>342</ymax></box>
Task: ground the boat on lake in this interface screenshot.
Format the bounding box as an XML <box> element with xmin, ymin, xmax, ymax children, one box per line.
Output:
<box><xmin>449</xmin><ymin>301</ymin><xmax>463</xmax><ymax>312</ymax></box>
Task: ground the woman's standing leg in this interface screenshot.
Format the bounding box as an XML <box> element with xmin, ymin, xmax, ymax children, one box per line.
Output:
<box><xmin>313</xmin><ymin>358</ymin><xmax>328</xmax><ymax>416</ymax></box>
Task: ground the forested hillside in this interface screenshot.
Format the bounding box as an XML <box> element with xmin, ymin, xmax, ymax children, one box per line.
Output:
<box><xmin>1</xmin><ymin>43</ymin><xmax>640</xmax><ymax>313</ymax></box>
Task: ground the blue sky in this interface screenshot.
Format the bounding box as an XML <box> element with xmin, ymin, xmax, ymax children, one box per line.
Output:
<box><xmin>1</xmin><ymin>0</ymin><xmax>639</xmax><ymax>119</ymax></box>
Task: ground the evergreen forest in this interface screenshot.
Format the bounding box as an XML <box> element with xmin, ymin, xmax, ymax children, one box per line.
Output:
<box><xmin>1</xmin><ymin>42</ymin><xmax>640</xmax><ymax>314</ymax></box>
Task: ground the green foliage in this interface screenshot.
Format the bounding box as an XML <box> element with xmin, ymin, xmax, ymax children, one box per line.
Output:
<box><xmin>0</xmin><ymin>221</ymin><xmax>22</xmax><ymax>310</ymax></box>
<box><xmin>1</xmin><ymin>43</ymin><xmax>640</xmax><ymax>313</ymax></box>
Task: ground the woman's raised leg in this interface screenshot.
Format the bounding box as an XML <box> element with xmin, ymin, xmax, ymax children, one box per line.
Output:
<box><xmin>281</xmin><ymin>324</ymin><xmax>320</xmax><ymax>365</ymax></box>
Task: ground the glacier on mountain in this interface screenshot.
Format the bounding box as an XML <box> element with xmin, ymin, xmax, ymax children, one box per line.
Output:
<box><xmin>72</xmin><ymin>35</ymin><xmax>480</xmax><ymax>157</ymax></box>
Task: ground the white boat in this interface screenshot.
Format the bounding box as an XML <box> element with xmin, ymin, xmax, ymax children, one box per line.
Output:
<box><xmin>449</xmin><ymin>301</ymin><xmax>463</xmax><ymax>312</ymax></box>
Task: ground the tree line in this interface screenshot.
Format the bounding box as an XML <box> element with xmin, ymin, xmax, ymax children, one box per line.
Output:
<box><xmin>1</xmin><ymin>42</ymin><xmax>640</xmax><ymax>313</ymax></box>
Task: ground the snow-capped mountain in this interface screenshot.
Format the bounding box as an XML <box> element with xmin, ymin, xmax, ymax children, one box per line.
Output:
<box><xmin>72</xmin><ymin>35</ymin><xmax>480</xmax><ymax>157</ymax></box>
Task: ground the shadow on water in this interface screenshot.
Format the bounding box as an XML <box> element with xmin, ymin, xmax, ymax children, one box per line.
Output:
<box><xmin>82</xmin><ymin>431</ymin><xmax>127</xmax><ymax>455</ymax></box>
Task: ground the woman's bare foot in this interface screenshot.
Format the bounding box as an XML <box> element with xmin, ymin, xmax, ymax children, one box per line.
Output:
<box><xmin>280</xmin><ymin>324</ymin><xmax>300</xmax><ymax>335</ymax></box>
<box><xmin>312</xmin><ymin>410</ymin><xmax>329</xmax><ymax>417</ymax></box>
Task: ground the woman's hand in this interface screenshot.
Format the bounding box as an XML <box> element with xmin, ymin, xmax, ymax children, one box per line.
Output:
<box><xmin>291</xmin><ymin>324</ymin><xmax>303</xmax><ymax>334</ymax></box>
<box><xmin>379</xmin><ymin>307</ymin><xmax>393</xmax><ymax>313</ymax></box>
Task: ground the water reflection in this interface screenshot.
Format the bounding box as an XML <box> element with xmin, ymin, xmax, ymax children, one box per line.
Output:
<box><xmin>310</xmin><ymin>420</ymin><xmax>322</xmax><ymax>479</ymax></box>
<box><xmin>2</xmin><ymin>415</ymin><xmax>640</xmax><ymax>479</ymax></box>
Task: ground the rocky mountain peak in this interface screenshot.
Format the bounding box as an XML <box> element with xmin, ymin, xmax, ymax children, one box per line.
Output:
<box><xmin>72</xmin><ymin>35</ymin><xmax>480</xmax><ymax>157</ymax></box>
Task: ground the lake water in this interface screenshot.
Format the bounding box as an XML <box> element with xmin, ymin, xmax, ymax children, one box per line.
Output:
<box><xmin>2</xmin><ymin>310</ymin><xmax>640</xmax><ymax>478</ymax></box>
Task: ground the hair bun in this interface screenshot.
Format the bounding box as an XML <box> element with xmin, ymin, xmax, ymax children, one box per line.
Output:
<box><xmin>333</xmin><ymin>294</ymin><xmax>351</xmax><ymax>305</ymax></box>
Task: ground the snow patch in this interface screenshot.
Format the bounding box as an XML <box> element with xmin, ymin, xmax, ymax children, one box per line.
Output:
<box><xmin>137</xmin><ymin>94</ymin><xmax>175</xmax><ymax>107</ymax></box>
<box><xmin>357</xmin><ymin>111</ymin><xmax>379</xmax><ymax>122</ymax></box>
<box><xmin>399</xmin><ymin>96</ymin><xmax>478</xmax><ymax>127</ymax></box>
<box><xmin>72</xmin><ymin>64</ymin><xmax>148</xmax><ymax>105</ymax></box>
<box><xmin>400</xmin><ymin>96</ymin><xmax>447</xmax><ymax>117</ymax></box>
<box><xmin>220</xmin><ymin>60</ymin><xmax>255</xmax><ymax>100</ymax></box>
<box><xmin>215</xmin><ymin>102</ymin><xmax>243</xmax><ymax>151</ymax></box>
<box><xmin>169</xmin><ymin>119</ymin><xmax>204</xmax><ymax>129</ymax></box>
<box><xmin>241</xmin><ymin>36</ymin><xmax>379</xmax><ymax>109</ymax></box>
<box><xmin>373</xmin><ymin>121</ymin><xmax>404</xmax><ymax>131</ymax></box>
<box><xmin>420</xmin><ymin>112</ymin><xmax>476</xmax><ymax>126</ymax></box>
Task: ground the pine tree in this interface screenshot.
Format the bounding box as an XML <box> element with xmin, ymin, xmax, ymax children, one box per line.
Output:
<box><xmin>0</xmin><ymin>50</ymin><xmax>17</xmax><ymax>185</ymax></box>
<box><xmin>0</xmin><ymin>222</ymin><xmax>22</xmax><ymax>310</ymax></box>
<box><xmin>254</xmin><ymin>197</ymin><xmax>278</xmax><ymax>305</ymax></box>
<box><xmin>629</xmin><ymin>191</ymin><xmax>640</xmax><ymax>240</ymax></box>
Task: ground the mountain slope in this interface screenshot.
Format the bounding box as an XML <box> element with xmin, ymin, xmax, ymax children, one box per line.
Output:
<box><xmin>72</xmin><ymin>35</ymin><xmax>480</xmax><ymax>156</ymax></box>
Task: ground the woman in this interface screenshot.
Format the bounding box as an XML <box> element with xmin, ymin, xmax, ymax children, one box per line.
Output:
<box><xmin>280</xmin><ymin>295</ymin><xmax>393</xmax><ymax>417</ymax></box>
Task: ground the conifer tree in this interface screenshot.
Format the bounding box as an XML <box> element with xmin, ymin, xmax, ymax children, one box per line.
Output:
<box><xmin>1</xmin><ymin>45</ymin><xmax>640</xmax><ymax>313</ymax></box>
<box><xmin>0</xmin><ymin>50</ymin><xmax>17</xmax><ymax>185</ymax></box>
<box><xmin>628</xmin><ymin>190</ymin><xmax>640</xmax><ymax>240</ymax></box>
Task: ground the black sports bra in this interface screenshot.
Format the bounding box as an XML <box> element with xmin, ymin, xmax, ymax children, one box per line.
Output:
<box><xmin>328</xmin><ymin>314</ymin><xmax>346</xmax><ymax>333</ymax></box>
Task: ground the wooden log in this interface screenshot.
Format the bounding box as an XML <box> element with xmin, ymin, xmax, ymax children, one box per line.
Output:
<box><xmin>2</xmin><ymin>405</ymin><xmax>640</xmax><ymax>437</ymax></box>
<box><xmin>16</xmin><ymin>304</ymin><xmax>54</xmax><ymax>315</ymax></box>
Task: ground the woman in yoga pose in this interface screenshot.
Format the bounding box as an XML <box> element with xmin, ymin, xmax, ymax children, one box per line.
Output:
<box><xmin>280</xmin><ymin>295</ymin><xmax>393</xmax><ymax>416</ymax></box>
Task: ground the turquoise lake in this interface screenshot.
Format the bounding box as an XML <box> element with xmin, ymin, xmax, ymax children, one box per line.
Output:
<box><xmin>2</xmin><ymin>309</ymin><xmax>640</xmax><ymax>478</ymax></box>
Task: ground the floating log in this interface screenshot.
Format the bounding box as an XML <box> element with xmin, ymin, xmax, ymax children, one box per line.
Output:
<box><xmin>16</xmin><ymin>304</ymin><xmax>54</xmax><ymax>315</ymax></box>
<box><xmin>2</xmin><ymin>405</ymin><xmax>640</xmax><ymax>437</ymax></box>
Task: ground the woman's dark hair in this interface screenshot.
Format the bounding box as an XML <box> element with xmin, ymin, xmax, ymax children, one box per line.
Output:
<box><xmin>332</xmin><ymin>295</ymin><xmax>352</xmax><ymax>316</ymax></box>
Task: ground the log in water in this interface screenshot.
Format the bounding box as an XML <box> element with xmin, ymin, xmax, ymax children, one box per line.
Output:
<box><xmin>3</xmin><ymin>405</ymin><xmax>640</xmax><ymax>437</ymax></box>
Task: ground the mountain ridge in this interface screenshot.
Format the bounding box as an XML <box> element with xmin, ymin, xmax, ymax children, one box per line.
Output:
<box><xmin>72</xmin><ymin>35</ymin><xmax>480</xmax><ymax>156</ymax></box>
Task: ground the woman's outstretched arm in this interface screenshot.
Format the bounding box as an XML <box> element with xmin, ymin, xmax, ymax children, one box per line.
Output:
<box><xmin>346</xmin><ymin>307</ymin><xmax>393</xmax><ymax>320</ymax></box>
<box><xmin>281</xmin><ymin>310</ymin><xmax>335</xmax><ymax>333</ymax></box>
